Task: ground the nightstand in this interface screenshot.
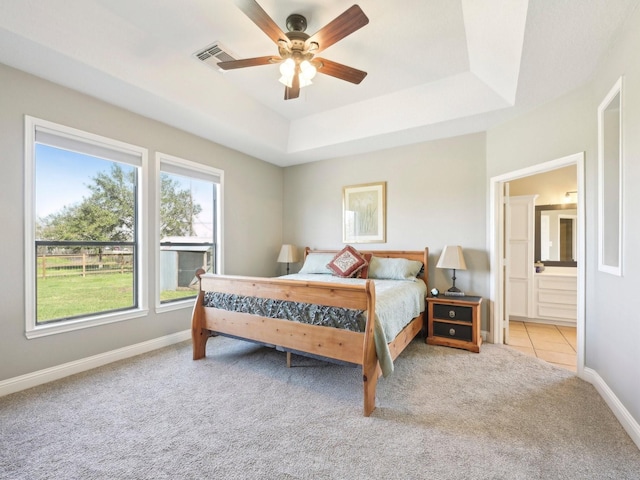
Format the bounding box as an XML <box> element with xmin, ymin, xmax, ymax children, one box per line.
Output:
<box><xmin>426</xmin><ymin>295</ymin><xmax>482</xmax><ymax>353</ymax></box>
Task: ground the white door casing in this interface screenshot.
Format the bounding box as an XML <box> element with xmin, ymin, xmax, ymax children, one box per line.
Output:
<box><xmin>502</xmin><ymin>183</ymin><xmax>511</xmax><ymax>344</ymax></box>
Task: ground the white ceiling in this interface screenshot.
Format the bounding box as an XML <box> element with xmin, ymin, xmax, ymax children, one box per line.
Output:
<box><xmin>0</xmin><ymin>0</ymin><xmax>637</xmax><ymax>167</ymax></box>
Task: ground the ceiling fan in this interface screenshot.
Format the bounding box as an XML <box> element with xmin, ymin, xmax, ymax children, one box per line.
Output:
<box><xmin>218</xmin><ymin>0</ymin><xmax>369</xmax><ymax>100</ymax></box>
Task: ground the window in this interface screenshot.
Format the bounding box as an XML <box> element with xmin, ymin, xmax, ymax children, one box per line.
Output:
<box><xmin>156</xmin><ymin>153</ymin><xmax>222</xmax><ymax>311</ymax></box>
<box><xmin>25</xmin><ymin>116</ymin><xmax>148</xmax><ymax>338</ymax></box>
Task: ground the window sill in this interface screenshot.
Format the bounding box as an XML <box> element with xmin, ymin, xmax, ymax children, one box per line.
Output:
<box><xmin>25</xmin><ymin>308</ymin><xmax>149</xmax><ymax>339</ymax></box>
<box><xmin>155</xmin><ymin>298</ymin><xmax>197</xmax><ymax>314</ymax></box>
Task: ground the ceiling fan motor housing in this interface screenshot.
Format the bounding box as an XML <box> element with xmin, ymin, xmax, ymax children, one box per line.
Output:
<box><xmin>286</xmin><ymin>13</ymin><xmax>307</xmax><ymax>33</ymax></box>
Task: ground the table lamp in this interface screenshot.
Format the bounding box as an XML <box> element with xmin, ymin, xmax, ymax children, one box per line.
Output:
<box><xmin>436</xmin><ymin>245</ymin><xmax>467</xmax><ymax>295</ymax></box>
<box><xmin>277</xmin><ymin>244</ymin><xmax>299</xmax><ymax>274</ymax></box>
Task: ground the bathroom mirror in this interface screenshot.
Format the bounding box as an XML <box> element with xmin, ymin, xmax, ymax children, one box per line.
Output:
<box><xmin>535</xmin><ymin>203</ymin><xmax>577</xmax><ymax>267</ymax></box>
<box><xmin>598</xmin><ymin>77</ymin><xmax>623</xmax><ymax>275</ymax></box>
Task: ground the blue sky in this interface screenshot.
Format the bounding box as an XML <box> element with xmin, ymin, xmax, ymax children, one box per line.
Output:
<box><xmin>35</xmin><ymin>144</ymin><xmax>119</xmax><ymax>218</ymax></box>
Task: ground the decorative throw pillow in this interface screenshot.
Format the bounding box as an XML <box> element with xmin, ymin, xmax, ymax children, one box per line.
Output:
<box><xmin>327</xmin><ymin>246</ymin><xmax>368</xmax><ymax>278</ymax></box>
<box><xmin>357</xmin><ymin>253</ymin><xmax>373</xmax><ymax>278</ymax></box>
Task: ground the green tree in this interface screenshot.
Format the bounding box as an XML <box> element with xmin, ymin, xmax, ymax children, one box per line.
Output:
<box><xmin>40</xmin><ymin>164</ymin><xmax>134</xmax><ymax>242</ymax></box>
<box><xmin>40</xmin><ymin>165</ymin><xmax>202</xmax><ymax>242</ymax></box>
<box><xmin>159</xmin><ymin>173</ymin><xmax>202</xmax><ymax>237</ymax></box>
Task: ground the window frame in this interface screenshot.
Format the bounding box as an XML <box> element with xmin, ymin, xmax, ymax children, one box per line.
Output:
<box><xmin>24</xmin><ymin>116</ymin><xmax>149</xmax><ymax>338</ymax></box>
<box><xmin>155</xmin><ymin>152</ymin><xmax>223</xmax><ymax>313</ymax></box>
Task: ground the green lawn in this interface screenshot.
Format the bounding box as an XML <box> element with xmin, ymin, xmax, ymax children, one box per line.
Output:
<box><xmin>37</xmin><ymin>273</ymin><xmax>196</xmax><ymax>323</ymax></box>
<box><xmin>160</xmin><ymin>289</ymin><xmax>198</xmax><ymax>302</ymax></box>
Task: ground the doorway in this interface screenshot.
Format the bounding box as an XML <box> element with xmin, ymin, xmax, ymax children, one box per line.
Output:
<box><xmin>489</xmin><ymin>152</ymin><xmax>585</xmax><ymax>374</ymax></box>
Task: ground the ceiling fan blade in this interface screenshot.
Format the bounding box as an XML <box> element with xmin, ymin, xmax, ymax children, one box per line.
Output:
<box><xmin>314</xmin><ymin>58</ymin><xmax>367</xmax><ymax>84</ymax></box>
<box><xmin>306</xmin><ymin>5</ymin><xmax>369</xmax><ymax>54</ymax></box>
<box><xmin>284</xmin><ymin>73</ymin><xmax>300</xmax><ymax>100</ymax></box>
<box><xmin>284</xmin><ymin>86</ymin><xmax>300</xmax><ymax>100</ymax></box>
<box><xmin>234</xmin><ymin>0</ymin><xmax>291</xmax><ymax>47</ymax></box>
<box><xmin>218</xmin><ymin>56</ymin><xmax>280</xmax><ymax>70</ymax></box>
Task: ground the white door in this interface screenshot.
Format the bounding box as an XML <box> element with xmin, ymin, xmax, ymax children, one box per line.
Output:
<box><xmin>507</xmin><ymin>195</ymin><xmax>537</xmax><ymax>322</ymax></box>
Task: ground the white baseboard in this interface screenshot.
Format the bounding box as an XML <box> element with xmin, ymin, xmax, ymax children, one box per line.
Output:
<box><xmin>582</xmin><ymin>367</ymin><xmax>640</xmax><ymax>450</ymax></box>
<box><xmin>0</xmin><ymin>330</ymin><xmax>191</xmax><ymax>398</ymax></box>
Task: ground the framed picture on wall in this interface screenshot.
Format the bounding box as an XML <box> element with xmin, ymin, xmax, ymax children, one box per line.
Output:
<box><xmin>342</xmin><ymin>182</ymin><xmax>386</xmax><ymax>243</ymax></box>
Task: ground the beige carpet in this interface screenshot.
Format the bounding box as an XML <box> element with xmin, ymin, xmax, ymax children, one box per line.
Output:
<box><xmin>1</xmin><ymin>336</ymin><xmax>639</xmax><ymax>479</ymax></box>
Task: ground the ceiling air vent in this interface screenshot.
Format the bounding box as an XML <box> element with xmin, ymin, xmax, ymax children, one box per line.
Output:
<box><xmin>194</xmin><ymin>42</ymin><xmax>236</xmax><ymax>71</ymax></box>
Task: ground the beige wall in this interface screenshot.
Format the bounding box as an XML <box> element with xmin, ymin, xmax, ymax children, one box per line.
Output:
<box><xmin>0</xmin><ymin>64</ymin><xmax>284</xmax><ymax>381</ymax></box>
<box><xmin>283</xmin><ymin>133</ymin><xmax>490</xmax><ymax>328</ymax></box>
<box><xmin>487</xmin><ymin>85</ymin><xmax>596</xmax><ymax>179</ymax></box>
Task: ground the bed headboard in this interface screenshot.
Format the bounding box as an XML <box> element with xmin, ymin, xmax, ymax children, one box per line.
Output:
<box><xmin>304</xmin><ymin>247</ymin><xmax>429</xmax><ymax>287</ymax></box>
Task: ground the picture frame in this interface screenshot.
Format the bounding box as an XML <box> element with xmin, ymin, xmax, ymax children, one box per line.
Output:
<box><xmin>342</xmin><ymin>182</ymin><xmax>386</xmax><ymax>244</ymax></box>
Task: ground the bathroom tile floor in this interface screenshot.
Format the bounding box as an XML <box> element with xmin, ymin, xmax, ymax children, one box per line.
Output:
<box><xmin>507</xmin><ymin>321</ymin><xmax>577</xmax><ymax>372</ymax></box>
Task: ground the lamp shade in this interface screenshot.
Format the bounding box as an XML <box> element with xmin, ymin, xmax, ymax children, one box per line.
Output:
<box><xmin>277</xmin><ymin>244</ymin><xmax>299</xmax><ymax>263</ymax></box>
<box><xmin>436</xmin><ymin>245</ymin><xmax>467</xmax><ymax>270</ymax></box>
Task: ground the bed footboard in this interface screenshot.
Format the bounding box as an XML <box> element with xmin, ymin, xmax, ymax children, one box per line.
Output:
<box><xmin>191</xmin><ymin>271</ymin><xmax>379</xmax><ymax>415</ymax></box>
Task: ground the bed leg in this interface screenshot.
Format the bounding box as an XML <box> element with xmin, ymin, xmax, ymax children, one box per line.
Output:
<box><xmin>362</xmin><ymin>280</ymin><xmax>378</xmax><ymax>416</ymax></box>
<box><xmin>191</xmin><ymin>289</ymin><xmax>208</xmax><ymax>360</ymax></box>
<box><xmin>362</xmin><ymin>364</ymin><xmax>378</xmax><ymax>417</ymax></box>
<box><xmin>286</xmin><ymin>351</ymin><xmax>292</xmax><ymax>368</ymax></box>
<box><xmin>192</xmin><ymin>327</ymin><xmax>208</xmax><ymax>360</ymax></box>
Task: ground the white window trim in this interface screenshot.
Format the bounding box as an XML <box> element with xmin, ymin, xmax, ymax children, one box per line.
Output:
<box><xmin>24</xmin><ymin>116</ymin><xmax>149</xmax><ymax>339</ymax></box>
<box><xmin>155</xmin><ymin>152</ymin><xmax>224</xmax><ymax>313</ymax></box>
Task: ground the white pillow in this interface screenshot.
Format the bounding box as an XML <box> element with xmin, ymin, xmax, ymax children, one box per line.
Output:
<box><xmin>298</xmin><ymin>253</ymin><xmax>335</xmax><ymax>274</ymax></box>
<box><xmin>367</xmin><ymin>257</ymin><xmax>423</xmax><ymax>281</ymax></box>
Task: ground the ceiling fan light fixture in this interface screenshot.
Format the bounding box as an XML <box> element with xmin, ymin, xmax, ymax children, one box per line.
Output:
<box><xmin>279</xmin><ymin>58</ymin><xmax>295</xmax><ymax>76</ymax></box>
<box><xmin>298</xmin><ymin>76</ymin><xmax>312</xmax><ymax>88</ymax></box>
<box><xmin>278</xmin><ymin>58</ymin><xmax>295</xmax><ymax>87</ymax></box>
<box><xmin>278</xmin><ymin>74</ymin><xmax>293</xmax><ymax>88</ymax></box>
<box><xmin>300</xmin><ymin>60</ymin><xmax>317</xmax><ymax>80</ymax></box>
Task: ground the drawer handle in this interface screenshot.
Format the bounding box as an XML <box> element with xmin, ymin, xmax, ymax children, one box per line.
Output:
<box><xmin>448</xmin><ymin>310</ymin><xmax>456</xmax><ymax>318</ymax></box>
<box><xmin>449</xmin><ymin>328</ymin><xmax>456</xmax><ymax>336</ymax></box>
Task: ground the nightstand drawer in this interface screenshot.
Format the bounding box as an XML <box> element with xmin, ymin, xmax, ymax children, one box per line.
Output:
<box><xmin>432</xmin><ymin>321</ymin><xmax>472</xmax><ymax>341</ymax></box>
<box><xmin>433</xmin><ymin>303</ymin><xmax>472</xmax><ymax>322</ymax></box>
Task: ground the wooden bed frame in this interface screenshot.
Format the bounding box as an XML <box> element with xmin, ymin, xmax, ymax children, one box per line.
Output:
<box><xmin>191</xmin><ymin>248</ymin><xmax>429</xmax><ymax>416</ymax></box>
